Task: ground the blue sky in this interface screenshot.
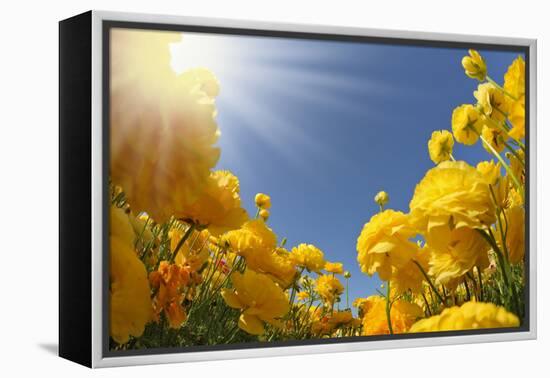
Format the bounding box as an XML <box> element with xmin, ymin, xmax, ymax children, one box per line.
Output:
<box><xmin>170</xmin><ymin>32</ymin><xmax>523</xmax><ymax>310</ymax></box>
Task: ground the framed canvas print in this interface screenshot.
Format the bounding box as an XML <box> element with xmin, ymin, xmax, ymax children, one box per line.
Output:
<box><xmin>59</xmin><ymin>10</ymin><xmax>537</xmax><ymax>368</ymax></box>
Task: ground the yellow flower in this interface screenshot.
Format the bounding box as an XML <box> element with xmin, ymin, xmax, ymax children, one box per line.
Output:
<box><xmin>259</xmin><ymin>208</ymin><xmax>270</xmax><ymax>221</ymax></box>
<box><xmin>508</xmin><ymin>95</ymin><xmax>525</xmax><ymax>140</ymax></box>
<box><xmin>504</xmin><ymin>56</ymin><xmax>525</xmax><ymax>99</ymax></box>
<box><xmin>255</xmin><ymin>193</ymin><xmax>271</xmax><ymax>209</ymax></box>
<box><xmin>481</xmin><ymin>125</ymin><xmax>508</xmax><ymax>154</ymax></box>
<box><xmin>496</xmin><ymin>206</ymin><xmax>525</xmax><ymax>265</ymax></box>
<box><xmin>171</xmin><ymin>227</ymin><xmax>210</xmax><ymax>272</ymax></box>
<box><xmin>110</xmin><ymin>29</ymin><xmax>221</xmax><ymax>222</ymax></box>
<box><xmin>494</xmin><ymin>181</ymin><xmax>514</xmax><ymax>208</ymax></box>
<box><xmin>451</xmin><ymin>104</ymin><xmax>483</xmax><ymax>145</ymax></box>
<box><xmin>324</xmin><ymin>261</ymin><xmax>344</xmax><ymax>275</ymax></box>
<box><xmin>353</xmin><ymin>297</ymin><xmax>369</xmax><ymax>315</ymax></box>
<box><xmin>476</xmin><ymin>160</ymin><xmax>501</xmax><ymax>186</ymax></box>
<box><xmin>110</xmin><ymin>206</ymin><xmax>152</xmax><ymax>344</ymax></box>
<box><xmin>221</xmin><ymin>269</ymin><xmax>289</xmax><ymax>335</ymax></box>
<box><xmin>374</xmin><ymin>191</ymin><xmax>389</xmax><ymax>207</ymax></box>
<box><xmin>327</xmin><ymin>310</ymin><xmax>355</xmax><ymax>328</ymax></box>
<box><xmin>356</xmin><ymin>210</ymin><xmax>418</xmax><ymax>281</ymax></box>
<box><xmin>409</xmin><ymin>301</ymin><xmax>519</xmax><ymax>332</ymax></box>
<box><xmin>176</xmin><ymin>170</ymin><xmax>248</xmax><ymax>236</ymax></box>
<box><xmin>315</xmin><ymin>274</ymin><xmax>344</xmax><ymax>304</ymax></box>
<box><xmin>461</xmin><ymin>49</ymin><xmax>487</xmax><ymax>81</ymax></box>
<box><xmin>508</xmin><ymin>148</ymin><xmax>525</xmax><ymax>185</ymax></box>
<box><xmin>297</xmin><ymin>291</ymin><xmax>310</xmax><ymax>301</ymax></box>
<box><xmin>427</xmin><ymin>228</ymin><xmax>490</xmax><ymax>285</ymax></box>
<box><xmin>474</xmin><ymin>83</ymin><xmax>509</xmax><ymax>123</ymax></box>
<box><xmin>360</xmin><ymin>296</ymin><xmax>423</xmax><ymax>335</ymax></box>
<box><xmin>391</xmin><ymin>246</ymin><xmax>430</xmax><ymax>294</ymax></box>
<box><xmin>111</xmin><ymin>204</ymin><xmax>136</xmax><ymax>243</ymax></box>
<box><xmin>224</xmin><ymin>219</ymin><xmax>277</xmax><ymax>253</ymax></box>
<box><xmin>290</xmin><ymin>243</ymin><xmax>326</xmax><ymax>273</ymax></box>
<box><xmin>428</xmin><ymin>130</ymin><xmax>454</xmax><ymax>164</ymax></box>
<box><xmin>409</xmin><ymin>161</ymin><xmax>496</xmax><ymax>247</ymax></box>
<box><xmin>224</xmin><ymin>220</ymin><xmax>296</xmax><ymax>287</ymax></box>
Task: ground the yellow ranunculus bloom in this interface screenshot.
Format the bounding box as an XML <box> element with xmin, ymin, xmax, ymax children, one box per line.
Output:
<box><xmin>391</xmin><ymin>246</ymin><xmax>430</xmax><ymax>294</ymax></box>
<box><xmin>481</xmin><ymin>125</ymin><xmax>508</xmax><ymax>153</ymax></box>
<box><xmin>356</xmin><ymin>210</ymin><xmax>418</xmax><ymax>281</ymax></box>
<box><xmin>259</xmin><ymin>208</ymin><xmax>270</xmax><ymax>221</ymax></box>
<box><xmin>224</xmin><ymin>219</ymin><xmax>277</xmax><ymax>253</ymax></box>
<box><xmin>509</xmin><ymin>95</ymin><xmax>525</xmax><ymax>140</ymax></box>
<box><xmin>171</xmin><ymin>227</ymin><xmax>210</xmax><ymax>272</ymax></box>
<box><xmin>175</xmin><ymin>170</ymin><xmax>248</xmax><ymax>236</ymax></box>
<box><xmin>474</xmin><ymin>83</ymin><xmax>509</xmax><ymax>123</ymax></box>
<box><xmin>360</xmin><ymin>296</ymin><xmax>424</xmax><ymax>335</ymax></box>
<box><xmin>324</xmin><ymin>261</ymin><xmax>344</xmax><ymax>275</ymax></box>
<box><xmin>492</xmin><ymin>175</ymin><xmax>513</xmax><ymax>210</ymax></box>
<box><xmin>504</xmin><ymin>56</ymin><xmax>525</xmax><ymax>99</ymax></box>
<box><xmin>110</xmin><ymin>29</ymin><xmax>221</xmax><ymax>222</ymax></box>
<box><xmin>374</xmin><ymin>191</ymin><xmax>389</xmax><ymax>207</ymax></box>
<box><xmin>409</xmin><ymin>161</ymin><xmax>496</xmax><ymax>246</ymax></box>
<box><xmin>315</xmin><ymin>274</ymin><xmax>344</xmax><ymax>304</ymax></box>
<box><xmin>311</xmin><ymin>309</ymin><xmax>356</xmax><ymax>336</ymax></box>
<box><xmin>409</xmin><ymin>301</ymin><xmax>519</xmax><ymax>332</ymax></box>
<box><xmin>461</xmin><ymin>49</ymin><xmax>487</xmax><ymax>81</ymax></box>
<box><xmin>508</xmin><ymin>148</ymin><xmax>525</xmax><ymax>185</ymax></box>
<box><xmin>221</xmin><ymin>269</ymin><xmax>289</xmax><ymax>335</ymax></box>
<box><xmin>296</xmin><ymin>291</ymin><xmax>310</xmax><ymax>301</ymax></box>
<box><xmin>224</xmin><ymin>220</ymin><xmax>297</xmax><ymax>287</ymax></box>
<box><xmin>496</xmin><ymin>206</ymin><xmax>525</xmax><ymax>265</ymax></box>
<box><xmin>353</xmin><ymin>297</ymin><xmax>369</xmax><ymax>318</ymax></box>
<box><xmin>254</xmin><ymin>193</ymin><xmax>271</xmax><ymax>209</ymax></box>
<box><xmin>428</xmin><ymin>130</ymin><xmax>454</xmax><ymax>164</ymax></box>
<box><xmin>476</xmin><ymin>160</ymin><xmax>501</xmax><ymax>186</ymax></box>
<box><xmin>290</xmin><ymin>243</ymin><xmax>326</xmax><ymax>273</ymax></box>
<box><xmin>427</xmin><ymin>228</ymin><xmax>490</xmax><ymax>285</ymax></box>
<box><xmin>506</xmin><ymin>55</ymin><xmax>525</xmax><ymax>137</ymax></box>
<box><xmin>110</xmin><ymin>206</ymin><xmax>153</xmax><ymax>344</ymax></box>
<box><xmin>327</xmin><ymin>310</ymin><xmax>354</xmax><ymax>328</ymax></box>
<box><xmin>451</xmin><ymin>104</ymin><xmax>483</xmax><ymax>145</ymax></box>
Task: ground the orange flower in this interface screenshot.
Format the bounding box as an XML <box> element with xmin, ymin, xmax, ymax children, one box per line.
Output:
<box><xmin>149</xmin><ymin>261</ymin><xmax>193</xmax><ymax>328</ymax></box>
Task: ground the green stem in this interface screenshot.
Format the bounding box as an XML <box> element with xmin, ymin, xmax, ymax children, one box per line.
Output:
<box><xmin>476</xmin><ymin>266</ymin><xmax>484</xmax><ymax>302</ymax></box>
<box><xmin>463</xmin><ymin>278</ymin><xmax>471</xmax><ymax>302</ymax></box>
<box><xmin>169</xmin><ymin>223</ymin><xmax>196</xmax><ymax>264</ymax></box>
<box><xmin>476</xmin><ymin>229</ymin><xmax>520</xmax><ymax>315</ymax></box>
<box><xmin>504</xmin><ymin>142</ymin><xmax>526</xmax><ymax>167</ymax></box>
<box><xmin>346</xmin><ymin>278</ymin><xmax>350</xmax><ymax>309</ymax></box>
<box><xmin>412</xmin><ymin>260</ymin><xmax>446</xmax><ymax>306</ymax></box>
<box><xmin>385</xmin><ymin>280</ymin><xmax>393</xmax><ymax>335</ymax></box>
<box><xmin>421</xmin><ymin>292</ymin><xmax>432</xmax><ymax>316</ymax></box>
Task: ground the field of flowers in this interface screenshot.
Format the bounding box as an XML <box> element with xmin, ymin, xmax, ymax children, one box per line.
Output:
<box><xmin>109</xmin><ymin>29</ymin><xmax>526</xmax><ymax>350</ymax></box>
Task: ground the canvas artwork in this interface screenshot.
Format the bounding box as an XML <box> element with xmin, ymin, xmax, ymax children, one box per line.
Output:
<box><xmin>106</xmin><ymin>26</ymin><xmax>528</xmax><ymax>354</ymax></box>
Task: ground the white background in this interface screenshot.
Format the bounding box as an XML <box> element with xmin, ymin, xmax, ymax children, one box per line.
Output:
<box><xmin>0</xmin><ymin>0</ymin><xmax>546</xmax><ymax>376</ymax></box>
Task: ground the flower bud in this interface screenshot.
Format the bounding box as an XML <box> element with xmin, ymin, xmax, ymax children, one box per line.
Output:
<box><xmin>259</xmin><ymin>208</ymin><xmax>270</xmax><ymax>221</ymax></box>
<box><xmin>374</xmin><ymin>191</ymin><xmax>389</xmax><ymax>207</ymax></box>
<box><xmin>462</xmin><ymin>49</ymin><xmax>487</xmax><ymax>81</ymax></box>
<box><xmin>254</xmin><ymin>193</ymin><xmax>271</xmax><ymax>209</ymax></box>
